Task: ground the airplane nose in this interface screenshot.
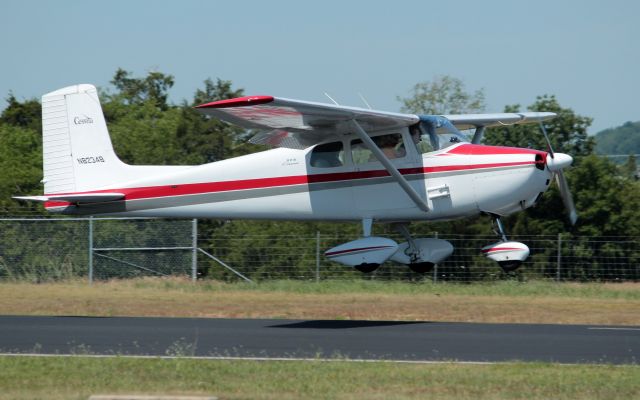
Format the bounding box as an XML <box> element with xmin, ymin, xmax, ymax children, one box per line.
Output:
<box><xmin>546</xmin><ymin>153</ymin><xmax>573</xmax><ymax>171</ymax></box>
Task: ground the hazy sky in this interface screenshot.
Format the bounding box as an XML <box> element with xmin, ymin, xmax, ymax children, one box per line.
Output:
<box><xmin>1</xmin><ymin>0</ymin><xmax>637</xmax><ymax>133</ymax></box>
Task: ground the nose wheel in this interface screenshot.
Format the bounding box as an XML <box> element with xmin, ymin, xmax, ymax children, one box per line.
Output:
<box><xmin>485</xmin><ymin>215</ymin><xmax>528</xmax><ymax>273</ymax></box>
<box><xmin>498</xmin><ymin>260</ymin><xmax>522</xmax><ymax>272</ymax></box>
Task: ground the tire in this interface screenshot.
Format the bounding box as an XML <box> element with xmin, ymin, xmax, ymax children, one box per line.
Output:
<box><xmin>354</xmin><ymin>263</ymin><xmax>380</xmax><ymax>273</ymax></box>
<box><xmin>408</xmin><ymin>262</ymin><xmax>435</xmax><ymax>273</ymax></box>
<box><xmin>498</xmin><ymin>260</ymin><xmax>522</xmax><ymax>272</ymax></box>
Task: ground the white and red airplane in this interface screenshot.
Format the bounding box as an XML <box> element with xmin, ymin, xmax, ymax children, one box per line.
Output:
<box><xmin>15</xmin><ymin>84</ymin><xmax>576</xmax><ymax>273</ymax></box>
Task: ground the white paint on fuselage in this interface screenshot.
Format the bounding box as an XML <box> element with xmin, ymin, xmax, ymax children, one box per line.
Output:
<box><xmin>53</xmin><ymin>128</ymin><xmax>552</xmax><ymax>222</ymax></box>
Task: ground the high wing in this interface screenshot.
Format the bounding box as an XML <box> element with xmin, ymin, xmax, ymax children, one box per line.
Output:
<box><xmin>196</xmin><ymin>96</ymin><xmax>556</xmax><ymax>149</ymax></box>
<box><xmin>444</xmin><ymin>112</ymin><xmax>556</xmax><ymax>131</ymax></box>
<box><xmin>195</xmin><ymin>96</ymin><xmax>419</xmax><ymax>149</ymax></box>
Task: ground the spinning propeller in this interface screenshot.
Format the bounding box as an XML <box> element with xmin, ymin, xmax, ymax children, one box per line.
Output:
<box><xmin>539</xmin><ymin>122</ymin><xmax>578</xmax><ymax>225</ymax></box>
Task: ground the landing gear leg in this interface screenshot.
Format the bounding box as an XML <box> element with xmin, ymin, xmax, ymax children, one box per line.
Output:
<box><xmin>491</xmin><ymin>214</ymin><xmax>508</xmax><ymax>242</ymax></box>
<box><xmin>394</xmin><ymin>223</ymin><xmax>435</xmax><ymax>274</ymax></box>
<box><xmin>362</xmin><ymin>218</ymin><xmax>373</xmax><ymax>237</ymax></box>
<box><xmin>489</xmin><ymin>214</ymin><xmax>522</xmax><ymax>272</ymax></box>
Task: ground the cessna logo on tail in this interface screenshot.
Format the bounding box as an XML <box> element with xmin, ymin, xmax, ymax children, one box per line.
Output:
<box><xmin>74</xmin><ymin>116</ymin><xmax>94</xmax><ymax>125</ymax></box>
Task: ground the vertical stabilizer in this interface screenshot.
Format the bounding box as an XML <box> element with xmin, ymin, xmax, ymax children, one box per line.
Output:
<box><xmin>42</xmin><ymin>84</ymin><xmax>128</xmax><ymax>193</ymax></box>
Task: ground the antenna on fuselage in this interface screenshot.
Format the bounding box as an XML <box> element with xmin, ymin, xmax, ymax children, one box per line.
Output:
<box><xmin>323</xmin><ymin>92</ymin><xmax>340</xmax><ymax>105</ymax></box>
<box><xmin>358</xmin><ymin>93</ymin><xmax>373</xmax><ymax>110</ymax></box>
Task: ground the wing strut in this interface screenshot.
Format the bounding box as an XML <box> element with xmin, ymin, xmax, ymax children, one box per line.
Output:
<box><xmin>471</xmin><ymin>126</ymin><xmax>485</xmax><ymax>144</ymax></box>
<box><xmin>350</xmin><ymin>120</ymin><xmax>430</xmax><ymax>212</ymax></box>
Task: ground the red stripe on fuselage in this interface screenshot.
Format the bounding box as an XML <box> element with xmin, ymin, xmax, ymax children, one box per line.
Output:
<box><xmin>43</xmin><ymin>160</ymin><xmax>535</xmax><ymax>209</ymax></box>
<box><xmin>447</xmin><ymin>144</ymin><xmax>544</xmax><ymax>156</ymax></box>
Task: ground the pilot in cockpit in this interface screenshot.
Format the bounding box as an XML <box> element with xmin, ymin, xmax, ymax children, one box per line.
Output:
<box><xmin>372</xmin><ymin>134</ymin><xmax>405</xmax><ymax>159</ymax></box>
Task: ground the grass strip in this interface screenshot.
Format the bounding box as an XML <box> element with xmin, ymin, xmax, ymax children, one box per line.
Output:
<box><xmin>1</xmin><ymin>279</ymin><xmax>639</xmax><ymax>325</ymax></box>
<box><xmin>0</xmin><ymin>355</ymin><xmax>638</xmax><ymax>400</ymax></box>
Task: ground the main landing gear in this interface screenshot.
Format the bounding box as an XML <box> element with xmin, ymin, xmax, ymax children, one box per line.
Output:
<box><xmin>324</xmin><ymin>219</ymin><xmax>454</xmax><ymax>274</ymax></box>
<box><xmin>325</xmin><ymin>217</ymin><xmax>531</xmax><ymax>274</ymax></box>
<box><xmin>391</xmin><ymin>224</ymin><xmax>452</xmax><ymax>273</ymax></box>
<box><xmin>481</xmin><ymin>215</ymin><xmax>530</xmax><ymax>273</ymax></box>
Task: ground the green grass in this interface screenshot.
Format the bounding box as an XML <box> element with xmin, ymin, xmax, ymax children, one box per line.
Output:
<box><xmin>132</xmin><ymin>278</ymin><xmax>640</xmax><ymax>300</ymax></box>
<box><xmin>0</xmin><ymin>355</ymin><xmax>638</xmax><ymax>400</ymax></box>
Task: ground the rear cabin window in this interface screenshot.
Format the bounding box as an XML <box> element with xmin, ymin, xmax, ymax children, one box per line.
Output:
<box><xmin>310</xmin><ymin>141</ymin><xmax>345</xmax><ymax>168</ymax></box>
<box><xmin>351</xmin><ymin>133</ymin><xmax>406</xmax><ymax>164</ymax></box>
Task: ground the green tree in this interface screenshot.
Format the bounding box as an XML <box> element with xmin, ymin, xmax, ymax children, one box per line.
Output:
<box><xmin>175</xmin><ymin>78</ymin><xmax>253</xmax><ymax>164</ymax></box>
<box><xmin>109</xmin><ymin>68</ymin><xmax>175</xmax><ymax>110</ymax></box>
<box><xmin>192</xmin><ymin>78</ymin><xmax>243</xmax><ymax>106</ymax></box>
<box><xmin>595</xmin><ymin>121</ymin><xmax>640</xmax><ymax>156</ymax></box>
<box><xmin>0</xmin><ymin>94</ymin><xmax>41</xmax><ymax>133</ymax></box>
<box><xmin>570</xmin><ymin>155</ymin><xmax>640</xmax><ymax>237</ymax></box>
<box><xmin>483</xmin><ymin>95</ymin><xmax>595</xmax><ymax>157</ymax></box>
<box><xmin>0</xmin><ymin>124</ymin><xmax>43</xmax><ymax>215</ymax></box>
<box><xmin>102</xmin><ymin>71</ymin><xmax>249</xmax><ymax>166</ymax></box>
<box><xmin>107</xmin><ymin>101</ymin><xmax>184</xmax><ymax>165</ymax></box>
<box><xmin>398</xmin><ymin>75</ymin><xmax>485</xmax><ymax>115</ymax></box>
<box><xmin>622</xmin><ymin>154</ymin><xmax>638</xmax><ymax>180</ymax></box>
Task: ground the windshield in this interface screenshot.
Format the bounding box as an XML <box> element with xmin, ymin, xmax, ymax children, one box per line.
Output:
<box><xmin>418</xmin><ymin>116</ymin><xmax>468</xmax><ymax>150</ymax></box>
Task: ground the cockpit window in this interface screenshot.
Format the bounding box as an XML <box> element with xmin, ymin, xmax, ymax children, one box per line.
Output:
<box><xmin>410</xmin><ymin>123</ymin><xmax>435</xmax><ymax>154</ymax></box>
<box><xmin>310</xmin><ymin>141</ymin><xmax>344</xmax><ymax>168</ymax></box>
<box><xmin>351</xmin><ymin>133</ymin><xmax>406</xmax><ymax>164</ymax></box>
<box><xmin>418</xmin><ymin>116</ymin><xmax>469</xmax><ymax>150</ymax></box>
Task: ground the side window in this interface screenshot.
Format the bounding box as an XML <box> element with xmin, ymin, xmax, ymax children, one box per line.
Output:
<box><xmin>410</xmin><ymin>124</ymin><xmax>435</xmax><ymax>154</ymax></box>
<box><xmin>310</xmin><ymin>141</ymin><xmax>345</xmax><ymax>168</ymax></box>
<box><xmin>351</xmin><ymin>133</ymin><xmax>406</xmax><ymax>164</ymax></box>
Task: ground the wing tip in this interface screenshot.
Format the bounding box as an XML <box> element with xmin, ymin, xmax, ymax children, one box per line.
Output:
<box><xmin>195</xmin><ymin>95</ymin><xmax>274</xmax><ymax>109</ymax></box>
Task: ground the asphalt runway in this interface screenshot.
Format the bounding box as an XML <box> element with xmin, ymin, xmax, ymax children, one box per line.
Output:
<box><xmin>0</xmin><ymin>316</ymin><xmax>638</xmax><ymax>364</ymax></box>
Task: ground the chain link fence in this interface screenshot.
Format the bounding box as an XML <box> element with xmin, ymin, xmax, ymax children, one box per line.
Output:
<box><xmin>0</xmin><ymin>218</ymin><xmax>638</xmax><ymax>282</ymax></box>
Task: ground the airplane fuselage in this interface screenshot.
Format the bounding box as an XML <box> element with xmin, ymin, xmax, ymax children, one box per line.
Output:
<box><xmin>46</xmin><ymin>128</ymin><xmax>551</xmax><ymax>222</ymax></box>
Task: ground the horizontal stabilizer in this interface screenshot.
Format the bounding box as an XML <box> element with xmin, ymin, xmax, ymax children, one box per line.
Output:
<box><xmin>13</xmin><ymin>193</ymin><xmax>125</xmax><ymax>203</ymax></box>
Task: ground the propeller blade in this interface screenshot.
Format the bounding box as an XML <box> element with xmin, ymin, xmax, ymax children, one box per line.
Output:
<box><xmin>539</xmin><ymin>121</ymin><xmax>555</xmax><ymax>158</ymax></box>
<box><xmin>539</xmin><ymin>121</ymin><xmax>577</xmax><ymax>224</ymax></box>
<box><xmin>555</xmin><ymin>170</ymin><xmax>578</xmax><ymax>225</ymax></box>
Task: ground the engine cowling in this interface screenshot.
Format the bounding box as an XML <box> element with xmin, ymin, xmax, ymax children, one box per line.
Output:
<box><xmin>325</xmin><ymin>237</ymin><xmax>398</xmax><ymax>271</ymax></box>
<box><xmin>481</xmin><ymin>241</ymin><xmax>530</xmax><ymax>272</ymax></box>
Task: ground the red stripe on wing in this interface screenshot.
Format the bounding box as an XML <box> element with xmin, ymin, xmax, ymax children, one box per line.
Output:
<box><xmin>195</xmin><ymin>96</ymin><xmax>274</xmax><ymax>109</ymax></box>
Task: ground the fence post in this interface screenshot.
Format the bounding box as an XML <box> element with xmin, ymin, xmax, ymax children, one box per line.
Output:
<box><xmin>433</xmin><ymin>231</ymin><xmax>438</xmax><ymax>283</ymax></box>
<box><xmin>556</xmin><ymin>233</ymin><xmax>562</xmax><ymax>282</ymax></box>
<box><xmin>315</xmin><ymin>231</ymin><xmax>320</xmax><ymax>283</ymax></box>
<box><xmin>88</xmin><ymin>216</ymin><xmax>94</xmax><ymax>284</ymax></box>
<box><xmin>192</xmin><ymin>219</ymin><xmax>198</xmax><ymax>282</ymax></box>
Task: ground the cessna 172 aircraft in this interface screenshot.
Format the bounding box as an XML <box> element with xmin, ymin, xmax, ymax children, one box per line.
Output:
<box><xmin>16</xmin><ymin>84</ymin><xmax>577</xmax><ymax>273</ymax></box>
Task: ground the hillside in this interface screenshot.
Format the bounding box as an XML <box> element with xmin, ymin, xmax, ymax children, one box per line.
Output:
<box><xmin>595</xmin><ymin>120</ymin><xmax>640</xmax><ymax>155</ymax></box>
